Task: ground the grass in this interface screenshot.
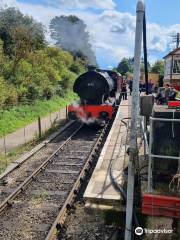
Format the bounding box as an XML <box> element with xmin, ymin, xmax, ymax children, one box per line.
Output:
<box><xmin>0</xmin><ymin>141</ymin><xmax>36</xmax><ymax>174</ymax></box>
<box><xmin>0</xmin><ymin>119</ymin><xmax>68</xmax><ymax>174</ymax></box>
<box><xmin>0</xmin><ymin>91</ymin><xmax>77</xmax><ymax>137</ymax></box>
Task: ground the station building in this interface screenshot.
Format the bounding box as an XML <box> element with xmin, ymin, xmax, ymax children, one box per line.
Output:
<box><xmin>164</xmin><ymin>47</ymin><xmax>180</xmax><ymax>89</ymax></box>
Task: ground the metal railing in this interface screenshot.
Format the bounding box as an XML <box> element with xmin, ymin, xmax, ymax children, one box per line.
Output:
<box><xmin>140</xmin><ymin>115</ymin><xmax>180</xmax><ymax>193</ymax></box>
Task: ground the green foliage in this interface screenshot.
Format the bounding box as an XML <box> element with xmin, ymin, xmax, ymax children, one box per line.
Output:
<box><xmin>69</xmin><ymin>60</ymin><xmax>84</xmax><ymax>74</ymax></box>
<box><xmin>117</xmin><ymin>58</ymin><xmax>133</xmax><ymax>75</ymax></box>
<box><xmin>117</xmin><ymin>57</ymin><xmax>164</xmax><ymax>76</ymax></box>
<box><xmin>10</xmin><ymin>46</ymin><xmax>84</xmax><ymax>102</ymax></box>
<box><xmin>0</xmin><ymin>8</ymin><xmax>86</xmax><ymax>136</ymax></box>
<box><xmin>0</xmin><ymin>76</ymin><xmax>9</xmax><ymax>108</ymax></box>
<box><xmin>0</xmin><ymin>76</ymin><xmax>18</xmax><ymax>108</ymax></box>
<box><xmin>0</xmin><ymin>93</ymin><xmax>77</xmax><ymax>137</ymax></box>
<box><xmin>0</xmin><ymin>8</ymin><xmax>45</xmax><ymax>57</ymax></box>
<box><xmin>151</xmin><ymin>60</ymin><xmax>164</xmax><ymax>75</ymax></box>
<box><xmin>0</xmin><ymin>42</ymin><xmax>85</xmax><ymax>107</ymax></box>
<box><xmin>140</xmin><ymin>59</ymin><xmax>151</xmax><ymax>73</ymax></box>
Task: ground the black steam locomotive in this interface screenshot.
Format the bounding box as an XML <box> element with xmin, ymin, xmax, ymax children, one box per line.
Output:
<box><xmin>68</xmin><ymin>67</ymin><xmax>122</xmax><ymax>123</ymax></box>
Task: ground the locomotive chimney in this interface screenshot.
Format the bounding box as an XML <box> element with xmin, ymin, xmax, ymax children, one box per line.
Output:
<box><xmin>87</xmin><ymin>65</ymin><xmax>97</xmax><ymax>71</ymax></box>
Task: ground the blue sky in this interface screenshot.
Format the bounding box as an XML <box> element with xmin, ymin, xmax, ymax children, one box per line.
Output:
<box><xmin>17</xmin><ymin>0</ymin><xmax>180</xmax><ymax>25</ymax></box>
<box><xmin>2</xmin><ymin>0</ymin><xmax>180</xmax><ymax>68</ymax></box>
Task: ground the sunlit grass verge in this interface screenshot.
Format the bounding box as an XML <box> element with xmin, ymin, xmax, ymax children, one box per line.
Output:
<box><xmin>0</xmin><ymin>91</ymin><xmax>77</xmax><ymax>137</ymax></box>
<box><xmin>0</xmin><ymin>119</ymin><xmax>68</xmax><ymax>175</ymax></box>
<box><xmin>0</xmin><ymin>141</ymin><xmax>36</xmax><ymax>175</ymax></box>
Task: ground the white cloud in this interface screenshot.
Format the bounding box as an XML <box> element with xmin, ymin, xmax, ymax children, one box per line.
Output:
<box><xmin>0</xmin><ymin>0</ymin><xmax>17</xmax><ymax>8</ymax></box>
<box><xmin>46</xmin><ymin>0</ymin><xmax>116</xmax><ymax>10</ymax></box>
<box><xmin>1</xmin><ymin>0</ymin><xmax>180</xmax><ymax>67</ymax></box>
<box><xmin>147</xmin><ymin>23</ymin><xmax>180</xmax><ymax>52</ymax></box>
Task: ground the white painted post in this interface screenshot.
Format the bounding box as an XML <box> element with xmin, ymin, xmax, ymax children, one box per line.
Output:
<box><xmin>147</xmin><ymin>117</ymin><xmax>153</xmax><ymax>192</ymax></box>
<box><xmin>125</xmin><ymin>1</ymin><xmax>145</xmax><ymax>240</ymax></box>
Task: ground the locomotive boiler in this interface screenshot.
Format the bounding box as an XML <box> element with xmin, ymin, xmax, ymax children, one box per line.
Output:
<box><xmin>68</xmin><ymin>68</ymin><xmax>122</xmax><ymax>123</ymax></box>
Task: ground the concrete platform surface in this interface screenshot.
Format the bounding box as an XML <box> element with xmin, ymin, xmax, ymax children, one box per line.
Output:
<box><xmin>84</xmin><ymin>100</ymin><xmax>130</xmax><ymax>209</ymax></box>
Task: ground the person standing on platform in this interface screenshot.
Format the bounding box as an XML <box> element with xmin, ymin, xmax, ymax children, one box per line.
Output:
<box><xmin>164</xmin><ymin>84</ymin><xmax>170</xmax><ymax>103</ymax></box>
<box><xmin>153</xmin><ymin>84</ymin><xmax>158</xmax><ymax>94</ymax></box>
<box><xmin>129</xmin><ymin>79</ymin><xmax>133</xmax><ymax>95</ymax></box>
<box><xmin>148</xmin><ymin>79</ymin><xmax>153</xmax><ymax>94</ymax></box>
<box><xmin>169</xmin><ymin>87</ymin><xmax>177</xmax><ymax>101</ymax></box>
<box><xmin>122</xmin><ymin>82</ymin><xmax>127</xmax><ymax>100</ymax></box>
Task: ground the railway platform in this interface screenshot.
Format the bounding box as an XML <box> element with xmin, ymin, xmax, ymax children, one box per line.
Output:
<box><xmin>84</xmin><ymin>99</ymin><xmax>130</xmax><ymax>210</ymax></box>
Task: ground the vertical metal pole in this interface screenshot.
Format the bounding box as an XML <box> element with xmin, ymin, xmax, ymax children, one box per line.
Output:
<box><xmin>3</xmin><ymin>135</ymin><xmax>7</xmax><ymax>168</ymax></box>
<box><xmin>50</xmin><ymin>112</ymin><xmax>52</xmax><ymax>126</ymax></box>
<box><xmin>170</xmin><ymin>55</ymin><xmax>173</xmax><ymax>84</ymax></box>
<box><xmin>143</xmin><ymin>13</ymin><xmax>149</xmax><ymax>95</ymax></box>
<box><xmin>38</xmin><ymin>116</ymin><xmax>42</xmax><ymax>138</ymax></box>
<box><xmin>3</xmin><ymin>135</ymin><xmax>7</xmax><ymax>156</ymax></box>
<box><xmin>24</xmin><ymin>127</ymin><xmax>26</xmax><ymax>145</ymax></box>
<box><xmin>147</xmin><ymin>117</ymin><xmax>153</xmax><ymax>192</ymax></box>
<box><xmin>66</xmin><ymin>106</ymin><xmax>68</xmax><ymax>120</ymax></box>
<box><xmin>125</xmin><ymin>1</ymin><xmax>145</xmax><ymax>240</ymax></box>
<box><xmin>177</xmin><ymin>33</ymin><xmax>180</xmax><ymax>48</ymax></box>
<box><xmin>143</xmin><ymin>116</ymin><xmax>146</xmax><ymax>157</ymax></box>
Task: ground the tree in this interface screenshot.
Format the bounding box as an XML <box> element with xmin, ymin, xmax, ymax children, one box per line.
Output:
<box><xmin>0</xmin><ymin>8</ymin><xmax>86</xmax><ymax>108</ymax></box>
<box><xmin>0</xmin><ymin>8</ymin><xmax>45</xmax><ymax>57</ymax></box>
<box><xmin>50</xmin><ymin>15</ymin><xmax>96</xmax><ymax>65</ymax></box>
<box><xmin>151</xmin><ymin>60</ymin><xmax>164</xmax><ymax>75</ymax></box>
<box><xmin>117</xmin><ymin>58</ymin><xmax>132</xmax><ymax>75</ymax></box>
<box><xmin>127</xmin><ymin>57</ymin><xmax>134</xmax><ymax>72</ymax></box>
<box><xmin>139</xmin><ymin>57</ymin><xmax>151</xmax><ymax>73</ymax></box>
<box><xmin>0</xmin><ymin>76</ymin><xmax>17</xmax><ymax>108</ymax></box>
<box><xmin>9</xmin><ymin>26</ymin><xmax>32</xmax><ymax>75</ymax></box>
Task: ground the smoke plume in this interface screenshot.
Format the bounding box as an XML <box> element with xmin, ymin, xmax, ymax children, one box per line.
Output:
<box><xmin>50</xmin><ymin>15</ymin><xmax>96</xmax><ymax>65</ymax></box>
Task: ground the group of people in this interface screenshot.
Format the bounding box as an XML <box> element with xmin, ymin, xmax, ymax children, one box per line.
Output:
<box><xmin>156</xmin><ymin>84</ymin><xmax>177</xmax><ymax>105</ymax></box>
<box><xmin>120</xmin><ymin>79</ymin><xmax>178</xmax><ymax>104</ymax></box>
<box><xmin>121</xmin><ymin>82</ymin><xmax>128</xmax><ymax>100</ymax></box>
<box><xmin>120</xmin><ymin>80</ymin><xmax>133</xmax><ymax>100</ymax></box>
<box><xmin>120</xmin><ymin>79</ymin><xmax>151</xmax><ymax>100</ymax></box>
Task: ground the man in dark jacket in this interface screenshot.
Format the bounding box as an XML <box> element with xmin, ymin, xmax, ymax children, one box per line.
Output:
<box><xmin>164</xmin><ymin>84</ymin><xmax>170</xmax><ymax>103</ymax></box>
<box><xmin>122</xmin><ymin>82</ymin><xmax>127</xmax><ymax>100</ymax></box>
<box><xmin>169</xmin><ymin>87</ymin><xmax>177</xmax><ymax>101</ymax></box>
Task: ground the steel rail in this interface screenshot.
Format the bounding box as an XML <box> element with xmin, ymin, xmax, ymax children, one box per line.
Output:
<box><xmin>0</xmin><ymin>123</ymin><xmax>83</xmax><ymax>214</ymax></box>
<box><xmin>0</xmin><ymin>120</ymin><xmax>76</xmax><ymax>180</ymax></box>
<box><xmin>45</xmin><ymin>123</ymin><xmax>109</xmax><ymax>240</ymax></box>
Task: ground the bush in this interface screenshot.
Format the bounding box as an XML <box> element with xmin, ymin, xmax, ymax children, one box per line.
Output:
<box><xmin>0</xmin><ymin>76</ymin><xmax>18</xmax><ymax>108</ymax></box>
<box><xmin>69</xmin><ymin>61</ymin><xmax>84</xmax><ymax>74</ymax></box>
<box><xmin>0</xmin><ymin>41</ymin><xmax>85</xmax><ymax>108</ymax></box>
<box><xmin>60</xmin><ymin>70</ymin><xmax>77</xmax><ymax>92</ymax></box>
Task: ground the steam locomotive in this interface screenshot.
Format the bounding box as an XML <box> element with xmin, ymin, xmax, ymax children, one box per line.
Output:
<box><xmin>68</xmin><ymin>67</ymin><xmax>122</xmax><ymax>123</ymax></box>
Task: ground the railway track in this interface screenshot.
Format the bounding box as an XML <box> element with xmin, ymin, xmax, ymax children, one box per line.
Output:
<box><xmin>0</xmin><ymin>121</ymin><xmax>110</xmax><ymax>240</ymax></box>
<box><xmin>0</xmin><ymin>121</ymin><xmax>77</xmax><ymax>204</ymax></box>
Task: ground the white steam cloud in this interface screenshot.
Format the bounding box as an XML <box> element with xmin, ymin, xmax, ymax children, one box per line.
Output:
<box><xmin>50</xmin><ymin>16</ymin><xmax>97</xmax><ymax>65</ymax></box>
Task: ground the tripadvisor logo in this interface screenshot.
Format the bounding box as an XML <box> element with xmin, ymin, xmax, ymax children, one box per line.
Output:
<box><xmin>135</xmin><ymin>227</ymin><xmax>143</xmax><ymax>236</ymax></box>
<box><xmin>135</xmin><ymin>227</ymin><xmax>173</xmax><ymax>236</ymax></box>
